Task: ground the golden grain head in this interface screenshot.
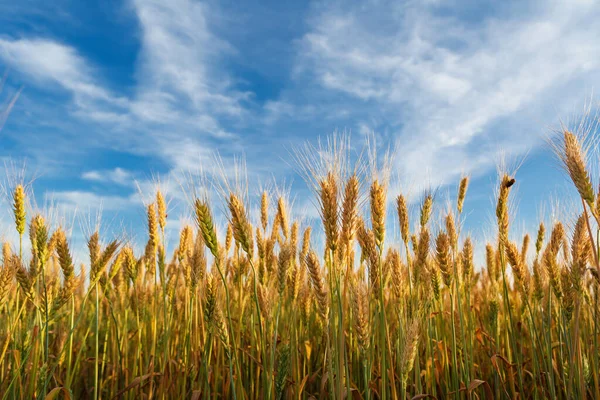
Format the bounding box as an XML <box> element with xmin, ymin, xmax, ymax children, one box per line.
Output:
<box><xmin>195</xmin><ymin>199</ymin><xmax>219</xmax><ymax>258</ymax></box>
<box><xmin>277</xmin><ymin>197</ymin><xmax>290</xmax><ymax>240</ymax></box>
<box><xmin>457</xmin><ymin>176</ymin><xmax>469</xmax><ymax>213</ymax></box>
<box><xmin>320</xmin><ymin>172</ymin><xmax>339</xmax><ymax>254</ymax></box>
<box><xmin>370</xmin><ymin>179</ymin><xmax>386</xmax><ymax>249</ymax></box>
<box><xmin>178</xmin><ymin>225</ymin><xmax>193</xmax><ymax>261</ymax></box>
<box><xmin>351</xmin><ymin>281</ymin><xmax>369</xmax><ymax>352</ymax></box>
<box><xmin>413</xmin><ymin>227</ymin><xmax>430</xmax><ymax>285</ymax></box>
<box><xmin>290</xmin><ymin>221</ymin><xmax>299</xmax><ymax>251</ymax></box>
<box><xmin>277</xmin><ymin>245</ymin><xmax>292</xmax><ymax>295</ymax></box>
<box><xmin>0</xmin><ymin>262</ymin><xmax>14</xmax><ymax>307</ymax></box>
<box><xmin>532</xmin><ymin>258</ymin><xmax>546</xmax><ymax>300</ymax></box>
<box><xmin>13</xmin><ymin>184</ymin><xmax>26</xmax><ymax>236</ymax></box>
<box><xmin>445</xmin><ymin>213</ymin><xmax>457</xmax><ymax>250</ymax></box>
<box><xmin>496</xmin><ymin>174</ymin><xmax>513</xmax><ymax>242</ymax></box>
<box><xmin>357</xmin><ymin>221</ymin><xmax>380</xmax><ymax>291</ymax></box>
<box><xmin>156</xmin><ymin>190</ymin><xmax>167</xmax><ymax>231</ymax></box>
<box><xmin>543</xmin><ymin>246</ymin><xmax>563</xmax><ymax>299</ymax></box>
<box><xmin>435</xmin><ymin>231</ymin><xmax>452</xmax><ymax>287</ymax></box>
<box><xmin>563</xmin><ymin>130</ymin><xmax>595</xmax><ymax>207</ymax></box>
<box><xmin>341</xmin><ymin>174</ymin><xmax>359</xmax><ymax>245</ymax></box>
<box><xmin>34</xmin><ymin>216</ymin><xmax>48</xmax><ymax>268</ymax></box>
<box><xmin>549</xmin><ymin>221</ymin><xmax>565</xmax><ymax>254</ymax></box>
<box><xmin>228</xmin><ymin>193</ymin><xmax>254</xmax><ymax>257</ymax></box>
<box><xmin>462</xmin><ymin>237</ymin><xmax>474</xmax><ymax>283</ymax></box>
<box><xmin>485</xmin><ymin>243</ymin><xmax>497</xmax><ymax>282</ymax></box>
<box><xmin>261</xmin><ymin>191</ymin><xmax>269</xmax><ymax>231</ymax></box>
<box><xmin>387</xmin><ymin>248</ymin><xmax>403</xmax><ymax>298</ymax></box>
<box><xmin>2</xmin><ymin>243</ymin><xmax>12</xmax><ymax>266</ymax></box>
<box><xmin>400</xmin><ymin>319</ymin><xmax>420</xmax><ymax>384</ymax></box>
<box><xmin>396</xmin><ymin>194</ymin><xmax>410</xmax><ymax>245</ymax></box>
<box><xmin>571</xmin><ymin>214</ymin><xmax>591</xmax><ymax>266</ymax></box>
<box><xmin>420</xmin><ymin>193</ymin><xmax>433</xmax><ymax>228</ymax></box>
<box><xmin>55</xmin><ymin>229</ymin><xmax>75</xmax><ymax>285</ymax></box>
<box><xmin>535</xmin><ymin>222</ymin><xmax>545</xmax><ymax>256</ymax></box>
<box><xmin>147</xmin><ymin>202</ymin><xmax>158</xmax><ymax>249</ymax></box>
<box><xmin>304</xmin><ymin>250</ymin><xmax>328</xmax><ymax>320</ymax></box>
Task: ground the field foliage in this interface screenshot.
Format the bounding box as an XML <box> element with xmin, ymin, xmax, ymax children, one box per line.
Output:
<box><xmin>0</xmin><ymin>132</ymin><xmax>599</xmax><ymax>399</ymax></box>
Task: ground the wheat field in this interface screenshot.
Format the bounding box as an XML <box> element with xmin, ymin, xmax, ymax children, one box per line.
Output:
<box><xmin>0</xmin><ymin>130</ymin><xmax>599</xmax><ymax>399</ymax></box>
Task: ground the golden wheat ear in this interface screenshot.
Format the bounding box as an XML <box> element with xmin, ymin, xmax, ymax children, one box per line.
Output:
<box><xmin>370</xmin><ymin>179</ymin><xmax>386</xmax><ymax>250</ymax></box>
<box><xmin>351</xmin><ymin>279</ymin><xmax>369</xmax><ymax>353</ymax></box>
<box><xmin>276</xmin><ymin>197</ymin><xmax>290</xmax><ymax>241</ymax></box>
<box><xmin>56</xmin><ymin>229</ymin><xmax>75</xmax><ymax>289</ymax></box>
<box><xmin>228</xmin><ymin>193</ymin><xmax>254</xmax><ymax>258</ymax></box>
<box><xmin>420</xmin><ymin>192</ymin><xmax>433</xmax><ymax>228</ymax></box>
<box><xmin>387</xmin><ymin>249</ymin><xmax>403</xmax><ymax>300</ymax></box>
<box><xmin>304</xmin><ymin>250</ymin><xmax>329</xmax><ymax>322</ymax></box>
<box><xmin>396</xmin><ymin>194</ymin><xmax>410</xmax><ymax>245</ymax></box>
<box><xmin>445</xmin><ymin>213</ymin><xmax>457</xmax><ymax>251</ymax></box>
<box><xmin>2</xmin><ymin>243</ymin><xmax>11</xmax><ymax>267</ymax></box>
<box><xmin>320</xmin><ymin>172</ymin><xmax>339</xmax><ymax>255</ymax></box>
<box><xmin>194</xmin><ymin>199</ymin><xmax>219</xmax><ymax>258</ymax></box>
<box><xmin>340</xmin><ymin>175</ymin><xmax>359</xmax><ymax>249</ymax></box>
<box><xmin>357</xmin><ymin>221</ymin><xmax>380</xmax><ymax>293</ymax></box>
<box><xmin>400</xmin><ymin>319</ymin><xmax>420</xmax><ymax>386</ymax></box>
<box><xmin>496</xmin><ymin>174</ymin><xmax>513</xmax><ymax>244</ymax></box>
<box><xmin>13</xmin><ymin>184</ymin><xmax>26</xmax><ymax>237</ymax></box>
<box><xmin>461</xmin><ymin>238</ymin><xmax>474</xmax><ymax>284</ymax></box>
<box><xmin>563</xmin><ymin>131</ymin><xmax>595</xmax><ymax>208</ymax></box>
<box><xmin>435</xmin><ymin>231</ymin><xmax>452</xmax><ymax>288</ymax></box>
<box><xmin>413</xmin><ymin>228</ymin><xmax>430</xmax><ymax>286</ymax></box>
<box><xmin>457</xmin><ymin>176</ymin><xmax>469</xmax><ymax>213</ymax></box>
<box><xmin>277</xmin><ymin>245</ymin><xmax>292</xmax><ymax>296</ymax></box>
<box><xmin>535</xmin><ymin>223</ymin><xmax>545</xmax><ymax>258</ymax></box>
<box><xmin>0</xmin><ymin>256</ymin><xmax>14</xmax><ymax>308</ymax></box>
<box><xmin>147</xmin><ymin>203</ymin><xmax>158</xmax><ymax>252</ymax></box>
<box><xmin>156</xmin><ymin>190</ymin><xmax>167</xmax><ymax>232</ymax></box>
<box><xmin>261</xmin><ymin>191</ymin><xmax>269</xmax><ymax>232</ymax></box>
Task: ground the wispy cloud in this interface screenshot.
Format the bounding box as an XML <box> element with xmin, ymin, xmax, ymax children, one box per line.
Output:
<box><xmin>82</xmin><ymin>167</ymin><xmax>134</xmax><ymax>186</ymax></box>
<box><xmin>49</xmin><ymin>190</ymin><xmax>134</xmax><ymax>212</ymax></box>
<box><xmin>132</xmin><ymin>0</ymin><xmax>247</xmax><ymax>119</ymax></box>
<box><xmin>293</xmin><ymin>0</ymin><xmax>600</xmax><ymax>189</ymax></box>
<box><xmin>0</xmin><ymin>0</ymin><xmax>254</xmax><ymax>176</ymax></box>
<box><xmin>0</xmin><ymin>0</ymin><xmax>267</xmax><ymax>229</ymax></box>
<box><xmin>0</xmin><ymin>72</ymin><xmax>20</xmax><ymax>131</ymax></box>
<box><xmin>0</xmin><ymin>38</ymin><xmax>130</xmax><ymax>120</ymax></box>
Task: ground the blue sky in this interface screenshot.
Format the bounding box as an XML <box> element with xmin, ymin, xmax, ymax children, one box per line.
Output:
<box><xmin>0</xmin><ymin>0</ymin><xmax>599</xmax><ymax>260</ymax></box>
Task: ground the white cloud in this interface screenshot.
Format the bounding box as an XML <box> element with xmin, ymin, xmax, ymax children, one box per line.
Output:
<box><xmin>297</xmin><ymin>0</ymin><xmax>600</xmax><ymax>190</ymax></box>
<box><xmin>132</xmin><ymin>0</ymin><xmax>246</xmax><ymax>118</ymax></box>
<box><xmin>0</xmin><ymin>38</ymin><xmax>94</xmax><ymax>91</ymax></box>
<box><xmin>0</xmin><ymin>0</ymin><xmax>251</xmax><ymax>175</ymax></box>
<box><xmin>0</xmin><ymin>38</ymin><xmax>130</xmax><ymax>120</ymax></box>
<box><xmin>49</xmin><ymin>190</ymin><xmax>134</xmax><ymax>212</ymax></box>
<box><xmin>82</xmin><ymin>167</ymin><xmax>134</xmax><ymax>186</ymax></box>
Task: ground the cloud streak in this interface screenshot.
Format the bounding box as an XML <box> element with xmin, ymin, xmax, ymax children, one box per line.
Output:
<box><xmin>295</xmin><ymin>0</ymin><xmax>600</xmax><ymax>189</ymax></box>
<box><xmin>82</xmin><ymin>167</ymin><xmax>135</xmax><ymax>186</ymax></box>
<box><xmin>0</xmin><ymin>0</ymin><xmax>255</xmax><ymax>177</ymax></box>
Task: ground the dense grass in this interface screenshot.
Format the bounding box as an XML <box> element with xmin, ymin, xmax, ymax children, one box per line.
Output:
<box><xmin>0</xmin><ymin>130</ymin><xmax>599</xmax><ymax>399</ymax></box>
